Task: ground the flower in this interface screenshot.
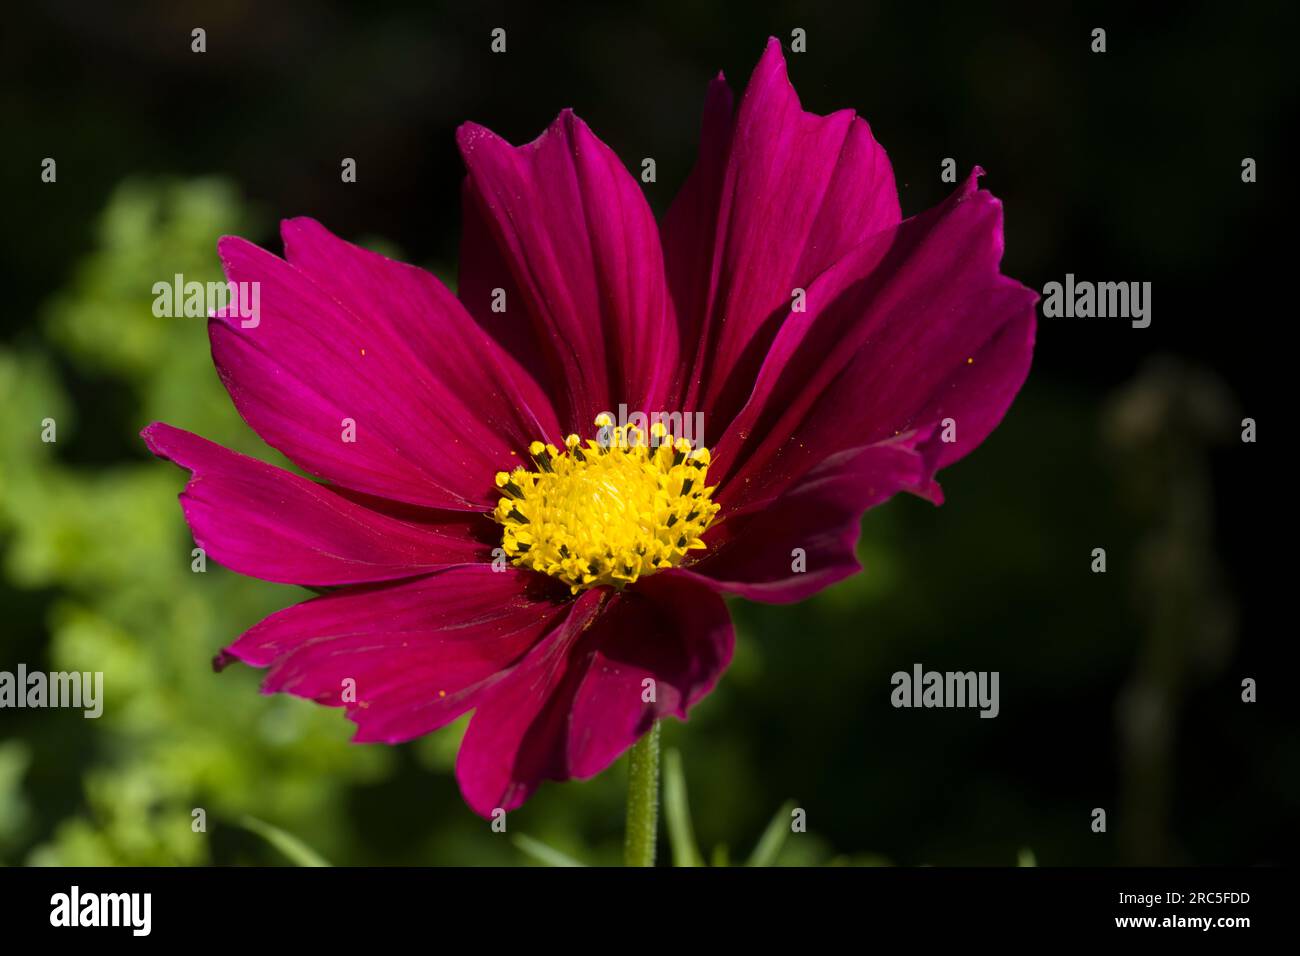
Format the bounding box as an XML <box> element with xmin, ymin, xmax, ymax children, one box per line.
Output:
<box><xmin>142</xmin><ymin>38</ymin><xmax>1036</xmax><ymax>817</ymax></box>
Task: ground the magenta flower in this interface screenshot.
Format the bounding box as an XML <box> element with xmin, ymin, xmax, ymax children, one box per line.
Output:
<box><xmin>143</xmin><ymin>39</ymin><xmax>1035</xmax><ymax>817</ymax></box>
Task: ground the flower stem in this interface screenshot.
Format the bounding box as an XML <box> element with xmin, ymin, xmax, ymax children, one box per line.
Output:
<box><xmin>623</xmin><ymin>721</ymin><xmax>661</xmax><ymax>866</ymax></box>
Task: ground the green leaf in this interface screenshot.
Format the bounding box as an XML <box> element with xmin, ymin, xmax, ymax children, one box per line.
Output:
<box><xmin>663</xmin><ymin>748</ymin><xmax>704</xmax><ymax>867</ymax></box>
<box><xmin>1017</xmin><ymin>847</ymin><xmax>1038</xmax><ymax>867</ymax></box>
<box><xmin>237</xmin><ymin>816</ymin><xmax>331</xmax><ymax>867</ymax></box>
<box><xmin>746</xmin><ymin>800</ymin><xmax>797</xmax><ymax>867</ymax></box>
<box><xmin>512</xmin><ymin>833</ymin><xmax>587</xmax><ymax>867</ymax></box>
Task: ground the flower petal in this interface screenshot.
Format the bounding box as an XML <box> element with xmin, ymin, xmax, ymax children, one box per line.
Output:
<box><xmin>454</xmin><ymin>588</ymin><xmax>606</xmax><ymax>816</ymax></box>
<box><xmin>664</xmin><ymin>37</ymin><xmax>901</xmax><ymax>439</ymax></box>
<box><xmin>142</xmin><ymin>422</ymin><xmax>487</xmax><ymax>586</ymax></box>
<box><xmin>453</xmin><ymin>573</ymin><xmax>734</xmax><ymax>816</ymax></box>
<box><xmin>224</xmin><ymin>566</ymin><xmax>573</xmax><ymax>745</ymax></box>
<box><xmin>564</xmin><ymin>571</ymin><xmax>733</xmax><ymax>778</ymax></box>
<box><xmin>712</xmin><ymin>170</ymin><xmax>1038</xmax><ymax>512</ymax></box>
<box><xmin>211</xmin><ymin>222</ymin><xmax>557</xmax><ymax>510</ymax></box>
<box><xmin>281</xmin><ymin>217</ymin><xmax>563</xmax><ymax>450</ymax></box>
<box><xmin>682</xmin><ymin>440</ymin><xmax>925</xmax><ymax>603</ymax></box>
<box><xmin>660</xmin><ymin>72</ymin><xmax>734</xmax><ymax>361</ymax></box>
<box><xmin>457</xmin><ymin>110</ymin><xmax>678</xmax><ymax>434</ymax></box>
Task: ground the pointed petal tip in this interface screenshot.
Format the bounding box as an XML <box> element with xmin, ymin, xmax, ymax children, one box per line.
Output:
<box><xmin>455</xmin><ymin>120</ymin><xmax>497</xmax><ymax>154</ymax></box>
<box><xmin>459</xmin><ymin>110</ymin><xmax>587</xmax><ymax>158</ymax></box>
<box><xmin>279</xmin><ymin>215</ymin><xmax>322</xmax><ymax>239</ymax></box>
<box><xmin>215</xmin><ymin>234</ymin><xmax>258</xmax><ymax>273</ymax></box>
<box><xmin>758</xmin><ymin>36</ymin><xmax>793</xmax><ymax>79</ymax></box>
<box><xmin>962</xmin><ymin>166</ymin><xmax>987</xmax><ymax>192</ymax></box>
<box><xmin>140</xmin><ymin>420</ymin><xmax>180</xmax><ymax>457</ymax></box>
<box><xmin>954</xmin><ymin>166</ymin><xmax>1000</xmax><ymax>207</ymax></box>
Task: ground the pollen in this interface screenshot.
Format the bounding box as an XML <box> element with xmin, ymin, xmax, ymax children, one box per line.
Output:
<box><xmin>492</xmin><ymin>417</ymin><xmax>720</xmax><ymax>593</ymax></box>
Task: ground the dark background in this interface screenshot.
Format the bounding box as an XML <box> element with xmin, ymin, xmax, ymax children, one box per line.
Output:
<box><xmin>0</xmin><ymin>1</ymin><xmax>1293</xmax><ymax>865</ymax></box>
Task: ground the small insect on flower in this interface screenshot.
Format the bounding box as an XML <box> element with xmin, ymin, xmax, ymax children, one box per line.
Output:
<box><xmin>144</xmin><ymin>38</ymin><xmax>1036</xmax><ymax>817</ymax></box>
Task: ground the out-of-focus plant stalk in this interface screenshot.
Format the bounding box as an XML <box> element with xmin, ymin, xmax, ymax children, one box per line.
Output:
<box><xmin>1106</xmin><ymin>358</ymin><xmax>1237</xmax><ymax>865</ymax></box>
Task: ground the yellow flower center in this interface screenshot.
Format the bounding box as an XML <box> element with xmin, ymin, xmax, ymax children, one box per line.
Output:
<box><xmin>493</xmin><ymin>415</ymin><xmax>720</xmax><ymax>593</ymax></box>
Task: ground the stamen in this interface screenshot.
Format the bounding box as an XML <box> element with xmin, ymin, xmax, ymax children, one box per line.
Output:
<box><xmin>493</xmin><ymin>415</ymin><xmax>720</xmax><ymax>593</ymax></box>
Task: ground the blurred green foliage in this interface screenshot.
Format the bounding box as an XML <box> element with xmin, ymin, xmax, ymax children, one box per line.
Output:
<box><xmin>2</xmin><ymin>180</ymin><xmax>395</xmax><ymax>865</ymax></box>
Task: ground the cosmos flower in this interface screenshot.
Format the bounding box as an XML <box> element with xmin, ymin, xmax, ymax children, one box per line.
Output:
<box><xmin>142</xmin><ymin>38</ymin><xmax>1036</xmax><ymax>817</ymax></box>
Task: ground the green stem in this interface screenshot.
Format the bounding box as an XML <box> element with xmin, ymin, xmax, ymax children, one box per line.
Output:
<box><xmin>623</xmin><ymin>722</ymin><xmax>661</xmax><ymax>866</ymax></box>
